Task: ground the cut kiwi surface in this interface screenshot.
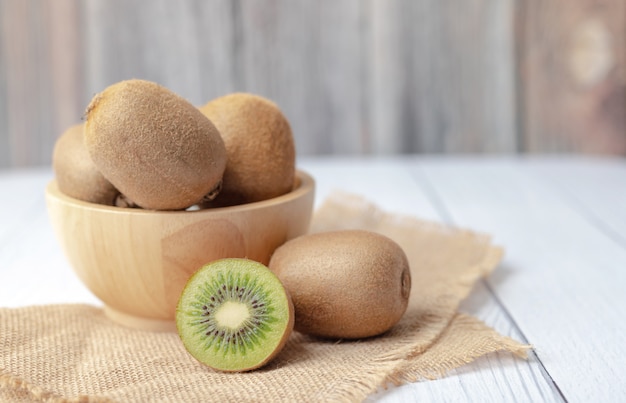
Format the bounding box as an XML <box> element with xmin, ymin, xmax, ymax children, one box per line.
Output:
<box><xmin>176</xmin><ymin>258</ymin><xmax>294</xmax><ymax>372</ymax></box>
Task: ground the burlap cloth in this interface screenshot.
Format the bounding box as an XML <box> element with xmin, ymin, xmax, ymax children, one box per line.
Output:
<box><xmin>0</xmin><ymin>192</ymin><xmax>529</xmax><ymax>402</ymax></box>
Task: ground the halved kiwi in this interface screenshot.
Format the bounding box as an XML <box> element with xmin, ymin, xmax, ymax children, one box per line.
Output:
<box><xmin>176</xmin><ymin>258</ymin><xmax>294</xmax><ymax>372</ymax></box>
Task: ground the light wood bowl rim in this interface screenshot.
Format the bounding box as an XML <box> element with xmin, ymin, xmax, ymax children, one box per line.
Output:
<box><xmin>45</xmin><ymin>169</ymin><xmax>315</xmax><ymax>215</ymax></box>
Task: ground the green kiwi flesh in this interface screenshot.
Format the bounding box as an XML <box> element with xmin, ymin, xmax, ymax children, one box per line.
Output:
<box><xmin>176</xmin><ymin>258</ymin><xmax>294</xmax><ymax>372</ymax></box>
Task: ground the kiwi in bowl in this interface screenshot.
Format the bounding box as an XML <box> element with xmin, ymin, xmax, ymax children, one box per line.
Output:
<box><xmin>199</xmin><ymin>93</ymin><xmax>296</xmax><ymax>208</ymax></box>
<box><xmin>47</xmin><ymin>81</ymin><xmax>314</xmax><ymax>331</ymax></box>
<box><xmin>85</xmin><ymin>79</ymin><xmax>227</xmax><ymax>211</ymax></box>
<box><xmin>45</xmin><ymin>170</ymin><xmax>314</xmax><ymax>331</ymax></box>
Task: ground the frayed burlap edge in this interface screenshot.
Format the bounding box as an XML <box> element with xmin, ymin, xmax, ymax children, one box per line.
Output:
<box><xmin>0</xmin><ymin>368</ymin><xmax>111</xmax><ymax>403</ymax></box>
<box><xmin>385</xmin><ymin>314</ymin><xmax>531</xmax><ymax>386</ymax></box>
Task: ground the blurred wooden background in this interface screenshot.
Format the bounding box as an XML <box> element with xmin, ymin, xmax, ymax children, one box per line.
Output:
<box><xmin>0</xmin><ymin>0</ymin><xmax>624</xmax><ymax>168</ymax></box>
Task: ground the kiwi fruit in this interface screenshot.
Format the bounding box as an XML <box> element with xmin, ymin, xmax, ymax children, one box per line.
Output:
<box><xmin>176</xmin><ymin>258</ymin><xmax>294</xmax><ymax>372</ymax></box>
<box><xmin>52</xmin><ymin>123</ymin><xmax>122</xmax><ymax>205</ymax></box>
<box><xmin>268</xmin><ymin>230</ymin><xmax>411</xmax><ymax>339</ymax></box>
<box><xmin>199</xmin><ymin>93</ymin><xmax>295</xmax><ymax>207</ymax></box>
<box><xmin>84</xmin><ymin>79</ymin><xmax>227</xmax><ymax>210</ymax></box>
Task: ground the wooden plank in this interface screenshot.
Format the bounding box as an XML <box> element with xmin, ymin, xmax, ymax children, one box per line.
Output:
<box><xmin>0</xmin><ymin>1</ymin><xmax>9</xmax><ymax>168</ymax></box>
<box><xmin>0</xmin><ymin>168</ymin><xmax>100</xmax><ymax>306</ymax></box>
<box><xmin>83</xmin><ymin>0</ymin><xmax>234</xmax><ymax>106</ymax></box>
<box><xmin>300</xmin><ymin>157</ymin><xmax>559</xmax><ymax>402</ymax></box>
<box><xmin>368</xmin><ymin>0</ymin><xmax>518</xmax><ymax>153</ymax></box>
<box><xmin>299</xmin><ymin>156</ymin><xmax>441</xmax><ymax>220</ymax></box>
<box><xmin>42</xmin><ymin>0</ymin><xmax>85</xmax><ymax>163</ymax></box>
<box><xmin>192</xmin><ymin>0</ymin><xmax>237</xmax><ymax>103</ymax></box>
<box><xmin>414</xmin><ymin>157</ymin><xmax>626</xmax><ymax>400</ymax></box>
<box><xmin>367</xmin><ymin>0</ymin><xmax>412</xmax><ymax>154</ymax></box>
<box><xmin>0</xmin><ymin>169</ymin><xmax>98</xmax><ymax>307</ymax></box>
<box><xmin>0</xmin><ymin>169</ymin><xmax>52</xmax><ymax>242</ymax></box>
<box><xmin>0</xmin><ymin>0</ymin><xmax>83</xmax><ymax>168</ymax></box>
<box><xmin>527</xmin><ymin>157</ymin><xmax>626</xmax><ymax>244</ymax></box>
<box><xmin>237</xmin><ymin>0</ymin><xmax>364</xmax><ymax>155</ymax></box>
<box><xmin>370</xmin><ymin>282</ymin><xmax>562</xmax><ymax>403</ymax></box>
<box><xmin>0</xmin><ymin>0</ymin><xmax>42</xmax><ymax>167</ymax></box>
<box><xmin>518</xmin><ymin>0</ymin><xmax>626</xmax><ymax>154</ymax></box>
<box><xmin>1</xmin><ymin>0</ymin><xmax>520</xmax><ymax>162</ymax></box>
<box><xmin>3</xmin><ymin>0</ymin><xmax>625</xmax><ymax>162</ymax></box>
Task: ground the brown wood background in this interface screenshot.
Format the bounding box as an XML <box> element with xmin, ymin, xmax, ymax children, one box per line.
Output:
<box><xmin>0</xmin><ymin>0</ymin><xmax>624</xmax><ymax>168</ymax></box>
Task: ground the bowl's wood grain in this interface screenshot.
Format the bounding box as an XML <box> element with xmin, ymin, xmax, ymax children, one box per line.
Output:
<box><xmin>46</xmin><ymin>171</ymin><xmax>315</xmax><ymax>331</ymax></box>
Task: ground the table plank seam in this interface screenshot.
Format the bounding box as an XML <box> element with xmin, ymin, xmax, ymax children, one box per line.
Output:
<box><xmin>408</xmin><ymin>163</ymin><xmax>567</xmax><ymax>402</ymax></box>
<box><xmin>482</xmin><ymin>280</ymin><xmax>568</xmax><ymax>403</ymax></box>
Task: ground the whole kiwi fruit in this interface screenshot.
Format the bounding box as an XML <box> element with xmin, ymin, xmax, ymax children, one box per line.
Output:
<box><xmin>199</xmin><ymin>93</ymin><xmax>295</xmax><ymax>207</ymax></box>
<box><xmin>268</xmin><ymin>230</ymin><xmax>411</xmax><ymax>339</ymax></box>
<box><xmin>176</xmin><ymin>258</ymin><xmax>294</xmax><ymax>372</ymax></box>
<box><xmin>84</xmin><ymin>79</ymin><xmax>227</xmax><ymax>210</ymax></box>
<box><xmin>52</xmin><ymin>123</ymin><xmax>121</xmax><ymax>205</ymax></box>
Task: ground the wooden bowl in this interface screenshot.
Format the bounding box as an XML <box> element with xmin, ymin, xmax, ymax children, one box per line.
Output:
<box><xmin>45</xmin><ymin>170</ymin><xmax>315</xmax><ymax>331</ymax></box>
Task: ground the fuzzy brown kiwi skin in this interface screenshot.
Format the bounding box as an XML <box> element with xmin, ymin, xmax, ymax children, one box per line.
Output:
<box><xmin>84</xmin><ymin>79</ymin><xmax>227</xmax><ymax>211</ymax></box>
<box><xmin>268</xmin><ymin>230</ymin><xmax>411</xmax><ymax>340</ymax></box>
<box><xmin>199</xmin><ymin>93</ymin><xmax>295</xmax><ymax>207</ymax></box>
<box><xmin>52</xmin><ymin>123</ymin><xmax>122</xmax><ymax>206</ymax></box>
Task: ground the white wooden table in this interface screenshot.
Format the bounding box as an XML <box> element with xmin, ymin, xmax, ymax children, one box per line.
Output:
<box><xmin>1</xmin><ymin>156</ymin><xmax>625</xmax><ymax>402</ymax></box>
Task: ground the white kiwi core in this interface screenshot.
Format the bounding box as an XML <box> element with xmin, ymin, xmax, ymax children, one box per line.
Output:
<box><xmin>216</xmin><ymin>301</ymin><xmax>250</xmax><ymax>329</ymax></box>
